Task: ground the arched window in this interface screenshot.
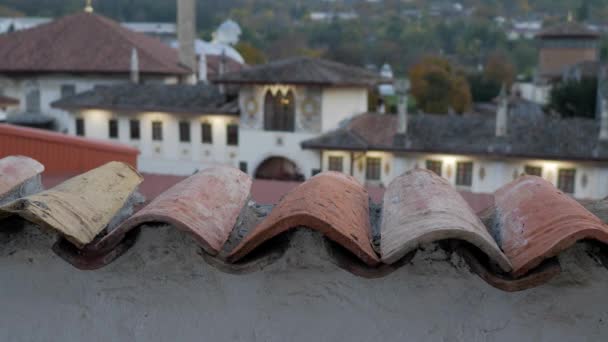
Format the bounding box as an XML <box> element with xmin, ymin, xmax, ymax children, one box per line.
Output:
<box><xmin>263</xmin><ymin>89</ymin><xmax>295</xmax><ymax>132</ymax></box>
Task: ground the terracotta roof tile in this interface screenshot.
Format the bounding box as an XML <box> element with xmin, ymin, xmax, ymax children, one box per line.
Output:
<box><xmin>91</xmin><ymin>166</ymin><xmax>251</xmax><ymax>257</ymax></box>
<box><xmin>492</xmin><ymin>175</ymin><xmax>608</xmax><ymax>277</ymax></box>
<box><xmin>228</xmin><ymin>172</ymin><xmax>380</xmax><ymax>265</ymax></box>
<box><xmin>380</xmin><ymin>169</ymin><xmax>512</xmax><ymax>272</ymax></box>
<box><xmin>4</xmin><ymin>155</ymin><xmax>608</xmax><ymax>291</ymax></box>
<box><xmin>0</xmin><ymin>12</ymin><xmax>188</xmax><ymax>75</ymax></box>
<box><xmin>0</xmin><ymin>161</ymin><xmax>142</xmax><ymax>247</ymax></box>
<box><xmin>0</xmin><ymin>156</ymin><xmax>44</xmax><ymax>202</ymax></box>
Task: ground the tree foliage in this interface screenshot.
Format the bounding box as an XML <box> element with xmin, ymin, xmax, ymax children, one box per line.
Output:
<box><xmin>548</xmin><ymin>77</ymin><xmax>597</xmax><ymax>119</ymax></box>
<box><xmin>409</xmin><ymin>56</ymin><xmax>472</xmax><ymax>114</ymax></box>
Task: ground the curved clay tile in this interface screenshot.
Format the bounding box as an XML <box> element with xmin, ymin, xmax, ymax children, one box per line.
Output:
<box><xmin>0</xmin><ymin>156</ymin><xmax>44</xmax><ymax>201</ymax></box>
<box><xmin>380</xmin><ymin>169</ymin><xmax>512</xmax><ymax>272</ymax></box>
<box><xmin>0</xmin><ymin>161</ymin><xmax>142</xmax><ymax>247</ymax></box>
<box><xmin>228</xmin><ymin>172</ymin><xmax>380</xmax><ymax>266</ymax></box>
<box><xmin>493</xmin><ymin>175</ymin><xmax>608</xmax><ymax>277</ymax></box>
<box><xmin>93</xmin><ymin>166</ymin><xmax>252</xmax><ymax>256</ymax></box>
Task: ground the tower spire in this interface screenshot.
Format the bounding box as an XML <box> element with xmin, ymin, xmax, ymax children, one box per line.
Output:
<box><xmin>84</xmin><ymin>0</ymin><xmax>94</xmax><ymax>13</ymax></box>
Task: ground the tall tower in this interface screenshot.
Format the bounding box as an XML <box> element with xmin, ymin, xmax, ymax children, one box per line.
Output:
<box><xmin>536</xmin><ymin>17</ymin><xmax>599</xmax><ymax>82</ymax></box>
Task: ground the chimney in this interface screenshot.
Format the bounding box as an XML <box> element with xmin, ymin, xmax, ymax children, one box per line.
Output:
<box><xmin>177</xmin><ymin>0</ymin><xmax>197</xmax><ymax>84</ymax></box>
<box><xmin>198</xmin><ymin>52</ymin><xmax>208</xmax><ymax>84</ymax></box>
<box><xmin>130</xmin><ymin>48</ymin><xmax>139</xmax><ymax>84</ymax></box>
<box><xmin>395</xmin><ymin>79</ymin><xmax>408</xmax><ymax>134</ymax></box>
<box><xmin>600</xmin><ymin>98</ymin><xmax>608</xmax><ymax>141</ymax></box>
<box><xmin>495</xmin><ymin>85</ymin><xmax>508</xmax><ymax>137</ymax></box>
<box><xmin>218</xmin><ymin>49</ymin><xmax>227</xmax><ymax>93</ymax></box>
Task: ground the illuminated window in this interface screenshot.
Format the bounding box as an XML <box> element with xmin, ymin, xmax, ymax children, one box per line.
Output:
<box><xmin>108</xmin><ymin>119</ymin><xmax>118</xmax><ymax>139</ymax></box>
<box><xmin>366</xmin><ymin>157</ymin><xmax>381</xmax><ymax>181</ymax></box>
<box><xmin>558</xmin><ymin>169</ymin><xmax>576</xmax><ymax>194</ymax></box>
<box><xmin>75</xmin><ymin>118</ymin><xmax>85</xmax><ymax>136</ymax></box>
<box><xmin>201</xmin><ymin>122</ymin><xmax>212</xmax><ymax>143</ymax></box>
<box><xmin>227</xmin><ymin>123</ymin><xmax>238</xmax><ymax>146</ymax></box>
<box><xmin>129</xmin><ymin>120</ymin><xmax>140</xmax><ymax>140</ymax></box>
<box><xmin>456</xmin><ymin>161</ymin><xmax>473</xmax><ymax>186</ymax></box>
<box><xmin>152</xmin><ymin>121</ymin><xmax>163</xmax><ymax>141</ymax></box>
<box><xmin>524</xmin><ymin>165</ymin><xmax>542</xmax><ymax>177</ymax></box>
<box><xmin>426</xmin><ymin>160</ymin><xmax>442</xmax><ymax>176</ymax></box>
<box><xmin>264</xmin><ymin>90</ymin><xmax>295</xmax><ymax>132</ymax></box>
<box><xmin>328</xmin><ymin>156</ymin><xmax>344</xmax><ymax>172</ymax></box>
<box><xmin>179</xmin><ymin>121</ymin><xmax>191</xmax><ymax>142</ymax></box>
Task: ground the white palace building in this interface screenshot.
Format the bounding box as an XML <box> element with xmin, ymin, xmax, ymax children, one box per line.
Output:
<box><xmin>53</xmin><ymin>55</ymin><xmax>608</xmax><ymax>200</ymax></box>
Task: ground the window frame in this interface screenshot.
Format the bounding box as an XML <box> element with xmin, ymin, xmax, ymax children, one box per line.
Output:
<box><xmin>75</xmin><ymin>118</ymin><xmax>85</xmax><ymax>136</ymax></box>
<box><xmin>201</xmin><ymin>122</ymin><xmax>212</xmax><ymax>144</ymax></box>
<box><xmin>108</xmin><ymin>119</ymin><xmax>118</xmax><ymax>139</ymax></box>
<box><xmin>557</xmin><ymin>168</ymin><xmax>576</xmax><ymax>194</ymax></box>
<box><xmin>455</xmin><ymin>161</ymin><xmax>473</xmax><ymax>187</ymax></box>
<box><xmin>226</xmin><ymin>123</ymin><xmax>238</xmax><ymax>146</ymax></box>
<box><xmin>152</xmin><ymin>121</ymin><xmax>163</xmax><ymax>141</ymax></box>
<box><xmin>426</xmin><ymin>160</ymin><xmax>443</xmax><ymax>176</ymax></box>
<box><xmin>179</xmin><ymin>121</ymin><xmax>191</xmax><ymax>143</ymax></box>
<box><xmin>524</xmin><ymin>165</ymin><xmax>542</xmax><ymax>177</ymax></box>
<box><xmin>129</xmin><ymin>119</ymin><xmax>140</xmax><ymax>140</ymax></box>
<box><xmin>328</xmin><ymin>156</ymin><xmax>344</xmax><ymax>172</ymax></box>
<box><xmin>365</xmin><ymin>157</ymin><xmax>382</xmax><ymax>181</ymax></box>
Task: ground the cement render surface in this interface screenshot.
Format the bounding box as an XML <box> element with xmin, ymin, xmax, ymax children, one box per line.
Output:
<box><xmin>1</xmin><ymin>225</ymin><xmax>607</xmax><ymax>342</ymax></box>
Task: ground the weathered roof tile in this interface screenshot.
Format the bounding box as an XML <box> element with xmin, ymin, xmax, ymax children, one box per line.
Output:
<box><xmin>228</xmin><ymin>172</ymin><xmax>380</xmax><ymax>265</ymax></box>
<box><xmin>492</xmin><ymin>175</ymin><xmax>608</xmax><ymax>277</ymax></box>
<box><xmin>380</xmin><ymin>169</ymin><xmax>512</xmax><ymax>271</ymax></box>
<box><xmin>0</xmin><ymin>161</ymin><xmax>142</xmax><ymax>247</ymax></box>
<box><xmin>94</xmin><ymin>166</ymin><xmax>251</xmax><ymax>256</ymax></box>
<box><xmin>0</xmin><ymin>156</ymin><xmax>44</xmax><ymax>202</ymax></box>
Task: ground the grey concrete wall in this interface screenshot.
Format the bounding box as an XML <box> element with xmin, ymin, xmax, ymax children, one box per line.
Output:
<box><xmin>1</xmin><ymin>226</ymin><xmax>607</xmax><ymax>342</ymax></box>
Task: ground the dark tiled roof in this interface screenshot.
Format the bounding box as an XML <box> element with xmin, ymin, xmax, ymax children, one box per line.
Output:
<box><xmin>52</xmin><ymin>83</ymin><xmax>239</xmax><ymax>115</ymax></box>
<box><xmin>302</xmin><ymin>111</ymin><xmax>608</xmax><ymax>161</ymax></box>
<box><xmin>0</xmin><ymin>12</ymin><xmax>189</xmax><ymax>75</ymax></box>
<box><xmin>212</xmin><ymin>56</ymin><xmax>389</xmax><ymax>86</ymax></box>
<box><xmin>3</xmin><ymin>156</ymin><xmax>608</xmax><ymax>291</ymax></box>
<box><xmin>537</xmin><ymin>21</ymin><xmax>600</xmax><ymax>39</ymax></box>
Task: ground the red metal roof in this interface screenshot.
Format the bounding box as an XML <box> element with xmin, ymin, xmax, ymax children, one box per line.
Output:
<box><xmin>0</xmin><ymin>12</ymin><xmax>189</xmax><ymax>75</ymax></box>
<box><xmin>0</xmin><ymin>124</ymin><xmax>138</xmax><ymax>173</ymax></box>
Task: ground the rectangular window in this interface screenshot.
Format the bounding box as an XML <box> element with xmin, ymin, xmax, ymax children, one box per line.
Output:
<box><xmin>75</xmin><ymin>118</ymin><xmax>85</xmax><ymax>136</ymax></box>
<box><xmin>524</xmin><ymin>165</ymin><xmax>542</xmax><ymax>177</ymax></box>
<box><xmin>108</xmin><ymin>119</ymin><xmax>118</xmax><ymax>139</ymax></box>
<box><xmin>60</xmin><ymin>84</ymin><xmax>76</xmax><ymax>98</ymax></box>
<box><xmin>456</xmin><ymin>161</ymin><xmax>473</xmax><ymax>186</ymax></box>
<box><xmin>129</xmin><ymin>119</ymin><xmax>140</xmax><ymax>140</ymax></box>
<box><xmin>227</xmin><ymin>123</ymin><xmax>238</xmax><ymax>146</ymax></box>
<box><xmin>558</xmin><ymin>169</ymin><xmax>576</xmax><ymax>194</ymax></box>
<box><xmin>201</xmin><ymin>122</ymin><xmax>212</xmax><ymax>143</ymax></box>
<box><xmin>152</xmin><ymin>121</ymin><xmax>163</xmax><ymax>141</ymax></box>
<box><xmin>239</xmin><ymin>162</ymin><xmax>248</xmax><ymax>173</ymax></box>
<box><xmin>366</xmin><ymin>157</ymin><xmax>382</xmax><ymax>181</ymax></box>
<box><xmin>426</xmin><ymin>160</ymin><xmax>443</xmax><ymax>176</ymax></box>
<box><xmin>328</xmin><ymin>156</ymin><xmax>344</xmax><ymax>172</ymax></box>
<box><xmin>179</xmin><ymin>121</ymin><xmax>191</xmax><ymax>142</ymax></box>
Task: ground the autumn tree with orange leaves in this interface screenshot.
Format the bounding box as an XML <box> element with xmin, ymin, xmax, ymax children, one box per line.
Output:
<box><xmin>409</xmin><ymin>56</ymin><xmax>472</xmax><ymax>114</ymax></box>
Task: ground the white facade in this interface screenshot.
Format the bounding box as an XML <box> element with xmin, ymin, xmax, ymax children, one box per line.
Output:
<box><xmin>73</xmin><ymin>109</ymin><xmax>239</xmax><ymax>175</ymax></box>
<box><xmin>236</xmin><ymin>84</ymin><xmax>369</xmax><ymax>178</ymax></box>
<box><xmin>0</xmin><ymin>74</ymin><xmax>176</xmax><ymax>133</ymax></box>
<box><xmin>319</xmin><ymin>150</ymin><xmax>608</xmax><ymax>199</ymax></box>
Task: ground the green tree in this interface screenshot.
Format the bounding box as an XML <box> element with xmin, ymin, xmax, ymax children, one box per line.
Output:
<box><xmin>409</xmin><ymin>56</ymin><xmax>472</xmax><ymax>114</ymax></box>
<box><xmin>548</xmin><ymin>77</ymin><xmax>597</xmax><ymax>119</ymax></box>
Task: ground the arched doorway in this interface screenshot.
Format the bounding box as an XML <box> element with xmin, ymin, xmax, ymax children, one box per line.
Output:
<box><xmin>255</xmin><ymin>157</ymin><xmax>304</xmax><ymax>181</ymax></box>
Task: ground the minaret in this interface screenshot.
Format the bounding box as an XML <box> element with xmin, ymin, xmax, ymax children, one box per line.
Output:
<box><xmin>130</xmin><ymin>48</ymin><xmax>140</xmax><ymax>84</ymax></box>
<box><xmin>84</xmin><ymin>0</ymin><xmax>93</xmax><ymax>13</ymax></box>
<box><xmin>495</xmin><ymin>85</ymin><xmax>508</xmax><ymax>137</ymax></box>
<box><xmin>396</xmin><ymin>79</ymin><xmax>408</xmax><ymax>135</ymax></box>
